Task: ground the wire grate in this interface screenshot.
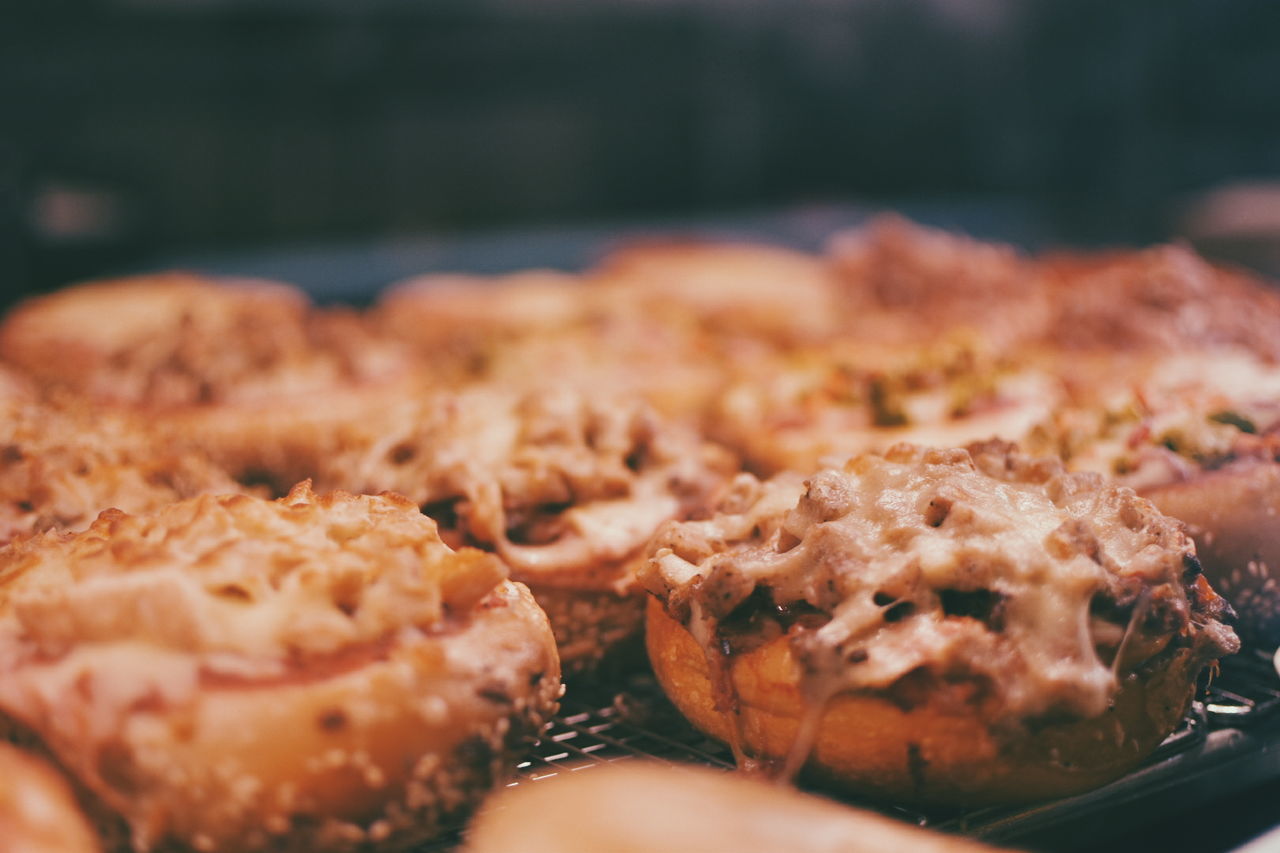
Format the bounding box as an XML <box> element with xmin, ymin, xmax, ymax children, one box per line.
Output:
<box><xmin>422</xmin><ymin>652</ymin><xmax>1280</xmax><ymax>850</ymax></box>
<box><xmin>510</xmin><ymin>676</ymin><xmax>736</xmax><ymax>781</ymax></box>
<box><xmin>1204</xmin><ymin>648</ymin><xmax>1280</xmax><ymax>724</ymax></box>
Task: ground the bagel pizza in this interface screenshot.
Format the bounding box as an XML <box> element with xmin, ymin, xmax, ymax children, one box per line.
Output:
<box><xmin>0</xmin><ymin>272</ymin><xmax>423</xmax><ymax>493</ymax></box>
<box><xmin>0</xmin><ymin>483</ymin><xmax>560</xmax><ymax>851</ymax></box>
<box><xmin>641</xmin><ymin>441</ymin><xmax>1238</xmax><ymax>805</ymax></box>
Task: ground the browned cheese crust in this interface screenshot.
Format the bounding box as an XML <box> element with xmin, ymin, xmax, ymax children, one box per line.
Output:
<box><xmin>641</xmin><ymin>442</ymin><xmax>1238</xmax><ymax>805</ymax></box>
<box><xmin>0</xmin><ymin>484</ymin><xmax>561</xmax><ymax>852</ymax></box>
<box><xmin>307</xmin><ymin>384</ymin><xmax>736</xmax><ymax>673</ymax></box>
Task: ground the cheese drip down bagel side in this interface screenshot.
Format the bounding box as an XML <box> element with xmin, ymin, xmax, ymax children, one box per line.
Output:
<box><xmin>641</xmin><ymin>441</ymin><xmax>1239</xmax><ymax>806</ymax></box>
<box><xmin>0</xmin><ymin>483</ymin><xmax>561</xmax><ymax>852</ymax></box>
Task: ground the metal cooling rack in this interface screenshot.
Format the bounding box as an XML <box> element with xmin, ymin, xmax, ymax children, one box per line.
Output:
<box><xmin>424</xmin><ymin>648</ymin><xmax>1280</xmax><ymax>851</ymax></box>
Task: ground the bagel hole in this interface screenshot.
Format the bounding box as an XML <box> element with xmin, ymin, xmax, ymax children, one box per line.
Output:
<box><xmin>939</xmin><ymin>588</ymin><xmax>1006</xmax><ymax>630</ymax></box>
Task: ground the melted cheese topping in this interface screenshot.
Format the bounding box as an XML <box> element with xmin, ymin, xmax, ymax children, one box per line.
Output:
<box><xmin>0</xmin><ymin>395</ymin><xmax>244</xmax><ymax>544</ymax></box>
<box><xmin>311</xmin><ymin>385</ymin><xmax>734</xmax><ymax>587</ymax></box>
<box><xmin>644</xmin><ymin>442</ymin><xmax>1237</xmax><ymax>723</ymax></box>
<box><xmin>714</xmin><ymin>335</ymin><xmax>1064</xmax><ymax>475</ymax></box>
<box><xmin>0</xmin><ymin>483</ymin><xmax>504</xmax><ymax>663</ymax></box>
<box><xmin>1027</xmin><ymin>350</ymin><xmax>1280</xmax><ymax>489</ymax></box>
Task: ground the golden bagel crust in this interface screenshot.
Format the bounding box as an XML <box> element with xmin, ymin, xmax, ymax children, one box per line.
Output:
<box><xmin>0</xmin><ymin>744</ymin><xmax>101</xmax><ymax>853</ymax></box>
<box><xmin>641</xmin><ymin>442</ymin><xmax>1238</xmax><ymax>805</ymax></box>
<box><xmin>308</xmin><ymin>384</ymin><xmax>736</xmax><ymax>673</ymax></box>
<box><xmin>0</xmin><ymin>484</ymin><xmax>561</xmax><ymax>852</ymax></box>
<box><xmin>647</xmin><ymin>599</ymin><xmax>1197</xmax><ymax>806</ymax></box>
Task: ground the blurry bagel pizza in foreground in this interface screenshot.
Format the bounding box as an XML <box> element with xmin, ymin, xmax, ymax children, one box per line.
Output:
<box><xmin>641</xmin><ymin>441</ymin><xmax>1239</xmax><ymax>805</ymax></box>
<box><xmin>466</xmin><ymin>761</ymin><xmax>997</xmax><ymax>853</ymax></box>
<box><xmin>0</xmin><ymin>484</ymin><xmax>560</xmax><ymax>852</ymax></box>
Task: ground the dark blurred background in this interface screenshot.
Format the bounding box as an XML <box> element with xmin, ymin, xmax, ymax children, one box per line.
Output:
<box><xmin>4</xmin><ymin>0</ymin><xmax>1280</xmax><ymax>302</ymax></box>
